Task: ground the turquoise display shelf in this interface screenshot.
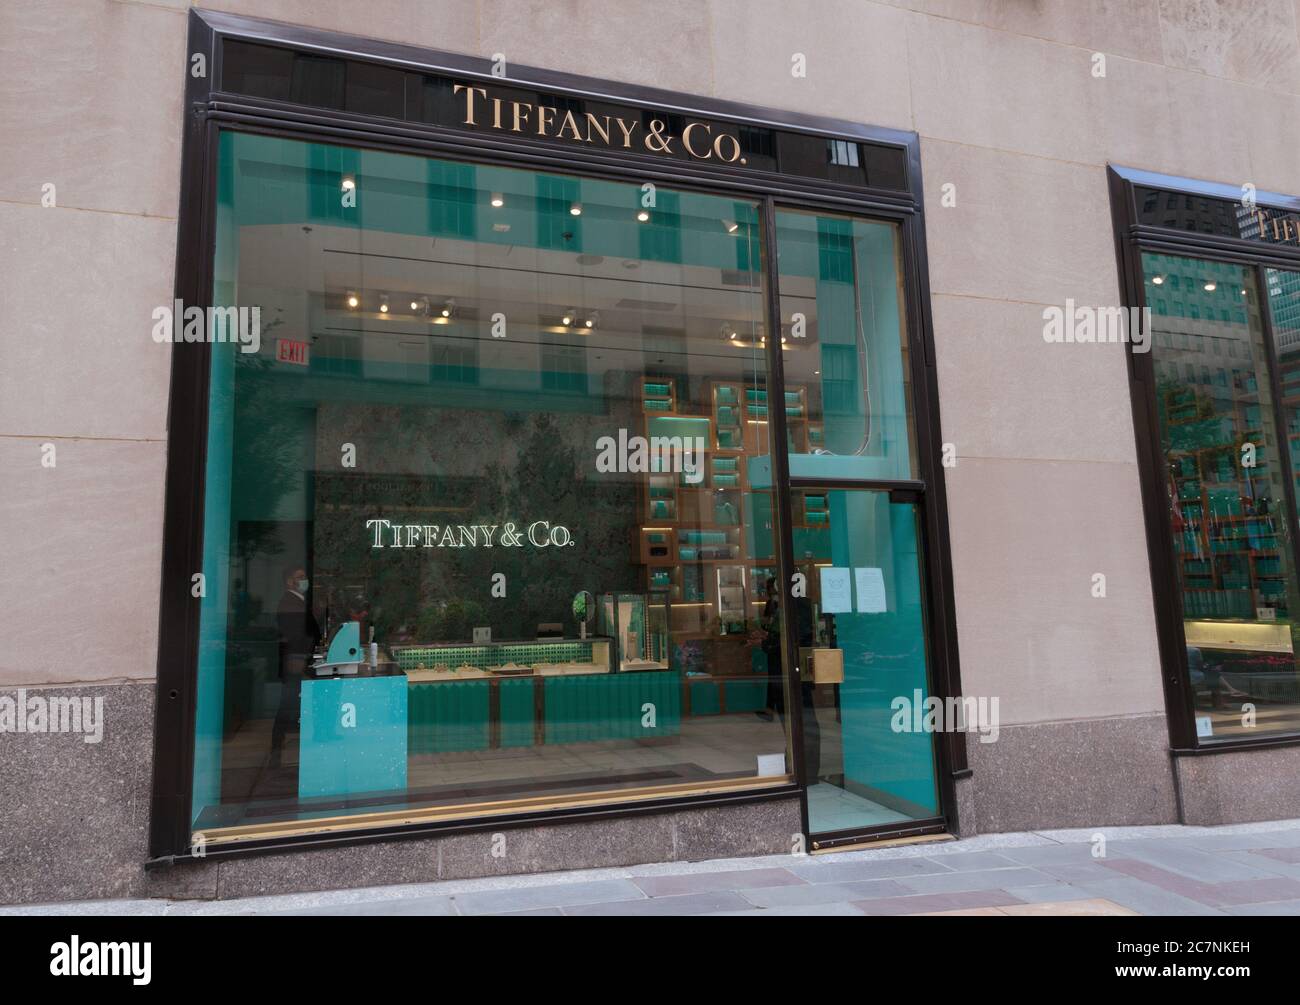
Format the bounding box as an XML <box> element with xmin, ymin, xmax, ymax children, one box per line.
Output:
<box><xmin>499</xmin><ymin>677</ymin><xmax>536</xmax><ymax>748</ymax></box>
<box><xmin>407</xmin><ymin>679</ymin><xmax>490</xmax><ymax>754</ymax></box>
<box><xmin>543</xmin><ymin>672</ymin><xmax>681</xmax><ymax>744</ymax></box>
<box><xmin>298</xmin><ymin>674</ymin><xmax>408</xmax><ymax>799</ymax></box>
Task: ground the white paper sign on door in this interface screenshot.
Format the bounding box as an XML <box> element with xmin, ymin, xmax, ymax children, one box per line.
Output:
<box><xmin>855</xmin><ymin>567</ymin><xmax>887</xmax><ymax>613</ymax></box>
<box><xmin>819</xmin><ymin>566</ymin><xmax>852</xmax><ymax>613</ymax></box>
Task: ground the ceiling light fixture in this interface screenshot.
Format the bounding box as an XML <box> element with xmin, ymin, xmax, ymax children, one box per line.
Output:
<box><xmin>637</xmin><ymin>210</ymin><xmax>650</xmax><ymax>222</ymax></box>
<box><xmin>341</xmin><ymin>176</ymin><xmax>356</xmax><ymax>191</ymax></box>
<box><xmin>1151</xmin><ymin>275</ymin><xmax>1164</xmax><ymax>285</ymax></box>
<box><xmin>491</xmin><ymin>192</ymin><xmax>505</xmax><ymax>208</ymax></box>
<box><xmin>569</xmin><ymin>203</ymin><xmax>583</xmax><ymax>216</ymax></box>
<box><xmin>723</xmin><ymin>219</ymin><xmax>739</xmax><ymax>234</ymax></box>
<box><xmin>585</xmin><ymin>311</ymin><xmax>598</xmax><ymax>329</ymax></box>
<box><xmin>379</xmin><ymin>296</ymin><xmax>389</xmax><ymax>314</ymax></box>
<box><xmin>562</xmin><ymin>309</ymin><xmax>575</xmax><ymax>326</ymax></box>
<box><xmin>442</xmin><ymin>299</ymin><xmax>455</xmax><ymax>318</ymax></box>
<box><xmin>347</xmin><ymin>292</ymin><xmax>359</xmax><ymax>309</ymax></box>
<box><xmin>1204</xmin><ymin>281</ymin><xmax>1217</xmax><ymax>292</ymax></box>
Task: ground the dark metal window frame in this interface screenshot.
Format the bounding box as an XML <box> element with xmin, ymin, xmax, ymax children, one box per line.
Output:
<box><xmin>1109</xmin><ymin>164</ymin><xmax>1300</xmax><ymax>757</ymax></box>
<box><xmin>149</xmin><ymin>8</ymin><xmax>964</xmax><ymax>863</ymax></box>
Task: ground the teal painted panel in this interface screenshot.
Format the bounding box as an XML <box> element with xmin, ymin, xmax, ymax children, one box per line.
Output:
<box><xmin>724</xmin><ymin>677</ymin><xmax>767</xmax><ymax>713</ymax></box>
<box><xmin>407</xmin><ymin>680</ymin><xmax>489</xmax><ymax>753</ymax></box>
<box><xmin>499</xmin><ymin>678</ymin><xmax>535</xmax><ymax>748</ymax></box>
<box><xmin>543</xmin><ymin>673</ymin><xmax>680</xmax><ymax>743</ymax></box>
<box><xmin>688</xmin><ymin>679</ymin><xmax>721</xmax><ymax>716</ymax></box>
<box><xmin>299</xmin><ymin>675</ymin><xmax>408</xmax><ymax>798</ymax></box>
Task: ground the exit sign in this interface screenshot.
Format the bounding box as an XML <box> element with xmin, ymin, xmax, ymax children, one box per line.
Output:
<box><xmin>276</xmin><ymin>339</ymin><xmax>310</xmax><ymax>366</ymax></box>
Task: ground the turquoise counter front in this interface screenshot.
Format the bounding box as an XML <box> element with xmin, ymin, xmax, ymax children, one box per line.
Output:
<box><xmin>299</xmin><ymin>673</ymin><xmax>408</xmax><ymax>799</ymax></box>
<box><xmin>405</xmin><ymin>670</ymin><xmax>683</xmax><ymax>753</ymax></box>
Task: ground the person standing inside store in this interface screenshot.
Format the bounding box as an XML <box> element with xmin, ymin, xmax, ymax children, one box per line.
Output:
<box><xmin>271</xmin><ymin>564</ymin><xmax>320</xmax><ymax>768</ymax></box>
<box><xmin>756</xmin><ymin>577</ymin><xmax>821</xmax><ymax>780</ymax></box>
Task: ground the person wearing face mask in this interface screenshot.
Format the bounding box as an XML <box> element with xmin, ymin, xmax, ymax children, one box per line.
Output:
<box><xmin>271</xmin><ymin>565</ymin><xmax>321</xmax><ymax>769</ymax></box>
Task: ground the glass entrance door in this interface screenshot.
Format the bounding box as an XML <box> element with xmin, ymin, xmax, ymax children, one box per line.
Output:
<box><xmin>771</xmin><ymin>206</ymin><xmax>944</xmax><ymax>841</ymax></box>
<box><xmin>787</xmin><ymin>487</ymin><xmax>940</xmax><ymax>836</ymax></box>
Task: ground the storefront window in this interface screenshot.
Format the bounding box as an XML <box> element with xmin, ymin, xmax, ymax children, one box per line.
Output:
<box><xmin>191</xmin><ymin>132</ymin><xmax>798</xmax><ymax>838</ymax></box>
<box><xmin>1143</xmin><ymin>252</ymin><xmax>1300</xmax><ymax>740</ymax></box>
<box><xmin>775</xmin><ymin>209</ymin><xmax>915</xmax><ymax>481</ymax></box>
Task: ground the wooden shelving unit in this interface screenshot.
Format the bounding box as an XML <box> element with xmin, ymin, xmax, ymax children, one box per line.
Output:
<box><xmin>1162</xmin><ymin>377</ymin><xmax>1288</xmax><ymax>620</ymax></box>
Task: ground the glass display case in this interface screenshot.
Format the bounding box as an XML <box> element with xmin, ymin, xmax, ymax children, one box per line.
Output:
<box><xmin>598</xmin><ymin>592</ymin><xmax>670</xmax><ymax>670</ymax></box>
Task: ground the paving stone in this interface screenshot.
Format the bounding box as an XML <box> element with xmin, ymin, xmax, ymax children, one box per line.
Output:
<box><xmin>565</xmin><ymin>892</ymin><xmax>752</xmax><ymax>915</ymax></box>
<box><xmin>740</xmin><ymin>879</ymin><xmax>911</xmax><ymax>909</ymax></box>
<box><xmin>273</xmin><ymin>896</ymin><xmax>458</xmax><ymax>916</ymax></box>
<box><xmin>920</xmin><ymin>851</ymin><xmax>1021</xmax><ymax>871</ymax></box>
<box><xmin>999</xmin><ymin>898</ymin><xmax>1137</xmax><ymax>916</ymax></box>
<box><xmin>1100</xmin><ymin>858</ymin><xmax>1300</xmax><ymax>906</ymax></box>
<box><xmin>897</xmin><ymin>867</ymin><xmax>1054</xmax><ymax>895</ymax></box>
<box><xmin>1002</xmin><ymin>883</ymin><xmax>1097</xmax><ymax>904</ymax></box>
<box><xmin>632</xmin><ymin>867</ymin><xmax>804</xmax><ymax>898</ymax></box>
<box><xmin>1072</xmin><ymin>878</ymin><xmax>1226</xmax><ymax>916</ymax></box>
<box><xmin>853</xmin><ymin>889</ymin><xmax>1025</xmax><ymax>916</ymax></box>
<box><xmin>786</xmin><ymin>858</ymin><xmax>953</xmax><ymax>884</ymax></box>
<box><xmin>708</xmin><ymin>903</ymin><xmax>865</xmax><ymax>916</ymax></box>
<box><xmin>1107</xmin><ymin>841</ymin><xmax>1279</xmax><ymax>882</ymax></box>
<box><xmin>1254</xmin><ymin>847</ymin><xmax>1300</xmax><ymax>864</ymax></box>
<box><xmin>1221</xmin><ymin>900</ymin><xmax>1300</xmax><ymax>916</ymax></box>
<box><xmin>453</xmin><ymin>879</ymin><xmax>646</xmax><ymax>915</ymax></box>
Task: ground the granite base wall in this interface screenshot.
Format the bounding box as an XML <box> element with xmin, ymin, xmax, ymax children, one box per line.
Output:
<box><xmin>965</xmin><ymin>713</ymin><xmax>1180</xmax><ymax>833</ymax></box>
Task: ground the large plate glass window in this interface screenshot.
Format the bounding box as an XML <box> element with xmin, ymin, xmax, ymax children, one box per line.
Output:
<box><xmin>191</xmin><ymin>131</ymin><xmax>796</xmax><ymax>842</ymax></box>
<box><xmin>1143</xmin><ymin>252</ymin><xmax>1300</xmax><ymax>740</ymax></box>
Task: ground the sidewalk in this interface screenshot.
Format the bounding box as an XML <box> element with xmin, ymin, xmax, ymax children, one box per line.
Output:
<box><xmin>9</xmin><ymin>819</ymin><xmax>1300</xmax><ymax>916</ymax></box>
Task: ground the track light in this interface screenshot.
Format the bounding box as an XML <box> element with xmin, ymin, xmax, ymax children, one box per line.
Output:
<box><xmin>347</xmin><ymin>292</ymin><xmax>359</xmax><ymax>309</ymax></box>
<box><xmin>562</xmin><ymin>309</ymin><xmax>575</xmax><ymax>326</ymax></box>
<box><xmin>585</xmin><ymin>312</ymin><xmax>598</xmax><ymax>329</ymax></box>
<box><xmin>341</xmin><ymin>175</ymin><xmax>356</xmax><ymax>191</ymax></box>
<box><xmin>379</xmin><ymin>296</ymin><xmax>389</xmax><ymax>314</ymax></box>
<box><xmin>441</xmin><ymin>299</ymin><xmax>455</xmax><ymax>318</ymax></box>
<box><xmin>491</xmin><ymin>192</ymin><xmax>505</xmax><ymax>208</ymax></box>
<box><xmin>569</xmin><ymin>203</ymin><xmax>582</xmax><ymax>217</ymax></box>
<box><xmin>637</xmin><ymin>210</ymin><xmax>650</xmax><ymax>222</ymax></box>
<box><xmin>723</xmin><ymin>219</ymin><xmax>739</xmax><ymax>234</ymax></box>
<box><xmin>1151</xmin><ymin>275</ymin><xmax>1164</xmax><ymax>285</ymax></box>
<box><xmin>1204</xmin><ymin>281</ymin><xmax>1217</xmax><ymax>292</ymax></box>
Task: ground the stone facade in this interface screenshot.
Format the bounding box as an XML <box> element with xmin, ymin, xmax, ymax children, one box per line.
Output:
<box><xmin>2</xmin><ymin>0</ymin><xmax>1299</xmax><ymax>904</ymax></box>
